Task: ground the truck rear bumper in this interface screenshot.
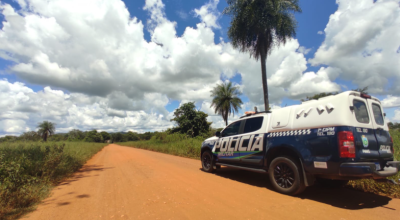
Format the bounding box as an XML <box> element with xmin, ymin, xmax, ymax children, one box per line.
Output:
<box><xmin>339</xmin><ymin>161</ymin><xmax>400</xmax><ymax>179</ymax></box>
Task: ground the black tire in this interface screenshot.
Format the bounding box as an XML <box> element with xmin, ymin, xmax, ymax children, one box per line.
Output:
<box><xmin>268</xmin><ymin>156</ymin><xmax>306</xmax><ymax>195</ymax></box>
<box><xmin>317</xmin><ymin>178</ymin><xmax>349</xmax><ymax>188</ymax></box>
<box><xmin>201</xmin><ymin>151</ymin><xmax>215</xmax><ymax>173</ymax></box>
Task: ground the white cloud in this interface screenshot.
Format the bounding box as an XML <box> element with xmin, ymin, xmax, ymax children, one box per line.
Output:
<box><xmin>0</xmin><ymin>0</ymin><xmax>348</xmax><ymax>135</ymax></box>
<box><xmin>297</xmin><ymin>46</ymin><xmax>311</xmax><ymax>55</ymax></box>
<box><xmin>392</xmin><ymin>109</ymin><xmax>400</xmax><ymax>123</ymax></box>
<box><xmin>317</xmin><ymin>31</ymin><xmax>324</xmax><ymax>35</ymax></box>
<box><xmin>381</xmin><ymin>95</ymin><xmax>400</xmax><ymax>108</ymax></box>
<box><xmin>194</xmin><ymin>0</ymin><xmax>220</xmax><ymax>29</ymax></box>
<box><xmin>310</xmin><ymin>0</ymin><xmax>400</xmax><ymax>95</ymax></box>
<box><xmin>0</xmin><ymin>79</ymin><xmax>174</xmax><ymax>135</ymax></box>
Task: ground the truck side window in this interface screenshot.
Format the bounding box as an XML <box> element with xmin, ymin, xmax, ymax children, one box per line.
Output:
<box><xmin>243</xmin><ymin>117</ymin><xmax>263</xmax><ymax>133</ymax></box>
<box><xmin>353</xmin><ymin>100</ymin><xmax>370</xmax><ymax>124</ymax></box>
<box><xmin>221</xmin><ymin>121</ymin><xmax>241</xmax><ymax>137</ymax></box>
<box><xmin>372</xmin><ymin>103</ymin><xmax>384</xmax><ymax>125</ymax></box>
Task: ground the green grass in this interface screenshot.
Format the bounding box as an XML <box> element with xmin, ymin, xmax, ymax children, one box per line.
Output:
<box><xmin>119</xmin><ymin>133</ymin><xmax>203</xmax><ymax>159</ymax></box>
<box><xmin>0</xmin><ymin>141</ymin><xmax>107</xmax><ymax>220</ymax></box>
<box><xmin>121</xmin><ymin>130</ymin><xmax>400</xmax><ymax>198</ymax></box>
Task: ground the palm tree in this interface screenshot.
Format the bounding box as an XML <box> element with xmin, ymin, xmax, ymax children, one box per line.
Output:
<box><xmin>37</xmin><ymin>121</ymin><xmax>56</xmax><ymax>141</ymax></box>
<box><xmin>223</xmin><ymin>0</ymin><xmax>301</xmax><ymax>111</ymax></box>
<box><xmin>210</xmin><ymin>82</ymin><xmax>243</xmax><ymax>126</ymax></box>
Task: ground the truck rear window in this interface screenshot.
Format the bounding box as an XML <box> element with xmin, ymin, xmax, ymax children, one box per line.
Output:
<box><xmin>372</xmin><ymin>104</ymin><xmax>384</xmax><ymax>125</ymax></box>
<box><xmin>353</xmin><ymin>100</ymin><xmax>370</xmax><ymax>124</ymax></box>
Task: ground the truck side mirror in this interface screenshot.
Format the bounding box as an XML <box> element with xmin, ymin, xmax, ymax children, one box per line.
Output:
<box><xmin>215</xmin><ymin>131</ymin><xmax>221</xmax><ymax>137</ymax></box>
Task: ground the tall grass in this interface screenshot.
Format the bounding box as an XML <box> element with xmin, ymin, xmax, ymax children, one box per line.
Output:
<box><xmin>0</xmin><ymin>142</ymin><xmax>107</xmax><ymax>220</ymax></box>
<box><xmin>119</xmin><ymin>133</ymin><xmax>203</xmax><ymax>159</ymax></box>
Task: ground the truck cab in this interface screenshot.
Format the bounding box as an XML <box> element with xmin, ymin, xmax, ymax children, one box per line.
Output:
<box><xmin>200</xmin><ymin>91</ymin><xmax>400</xmax><ymax>195</ymax></box>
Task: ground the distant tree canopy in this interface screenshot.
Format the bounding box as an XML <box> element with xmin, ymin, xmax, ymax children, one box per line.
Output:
<box><xmin>68</xmin><ymin>129</ymin><xmax>85</xmax><ymax>141</ymax></box>
<box><xmin>388</xmin><ymin>122</ymin><xmax>400</xmax><ymax>130</ymax></box>
<box><xmin>20</xmin><ymin>131</ymin><xmax>40</xmax><ymax>141</ymax></box>
<box><xmin>84</xmin><ymin>130</ymin><xmax>104</xmax><ymax>143</ymax></box>
<box><xmin>126</xmin><ymin>131</ymin><xmax>139</xmax><ymax>141</ymax></box>
<box><xmin>170</xmin><ymin>102</ymin><xmax>211</xmax><ymax>137</ymax></box>
<box><xmin>301</xmin><ymin>87</ymin><xmax>369</xmax><ymax>102</ymax></box>
<box><xmin>100</xmin><ymin>131</ymin><xmax>111</xmax><ymax>141</ymax></box>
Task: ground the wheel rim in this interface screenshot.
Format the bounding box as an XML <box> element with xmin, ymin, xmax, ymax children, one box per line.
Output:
<box><xmin>202</xmin><ymin>153</ymin><xmax>211</xmax><ymax>170</ymax></box>
<box><xmin>273</xmin><ymin>162</ymin><xmax>295</xmax><ymax>189</ymax></box>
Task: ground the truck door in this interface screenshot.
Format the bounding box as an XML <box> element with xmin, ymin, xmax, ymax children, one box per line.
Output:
<box><xmin>214</xmin><ymin>120</ymin><xmax>243</xmax><ymax>165</ymax></box>
<box><xmin>366</xmin><ymin>99</ymin><xmax>393</xmax><ymax>159</ymax></box>
<box><xmin>239</xmin><ymin>116</ymin><xmax>265</xmax><ymax>167</ymax></box>
<box><xmin>350</xmin><ymin>97</ymin><xmax>380</xmax><ymax>160</ymax></box>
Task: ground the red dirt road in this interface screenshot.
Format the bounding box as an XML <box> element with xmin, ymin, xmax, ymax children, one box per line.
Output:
<box><xmin>24</xmin><ymin>144</ymin><xmax>400</xmax><ymax>220</ymax></box>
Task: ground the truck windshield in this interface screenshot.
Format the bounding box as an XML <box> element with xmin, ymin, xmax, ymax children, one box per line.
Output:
<box><xmin>353</xmin><ymin>100</ymin><xmax>370</xmax><ymax>124</ymax></box>
<box><xmin>372</xmin><ymin>103</ymin><xmax>384</xmax><ymax>125</ymax></box>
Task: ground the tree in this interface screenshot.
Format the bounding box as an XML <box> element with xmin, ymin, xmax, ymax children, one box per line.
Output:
<box><xmin>224</xmin><ymin>0</ymin><xmax>301</xmax><ymax>111</ymax></box>
<box><xmin>302</xmin><ymin>87</ymin><xmax>368</xmax><ymax>101</ymax></box>
<box><xmin>84</xmin><ymin>130</ymin><xmax>104</xmax><ymax>143</ymax></box>
<box><xmin>210</xmin><ymin>82</ymin><xmax>243</xmax><ymax>126</ymax></box>
<box><xmin>20</xmin><ymin>131</ymin><xmax>40</xmax><ymax>141</ymax></box>
<box><xmin>37</xmin><ymin>121</ymin><xmax>56</xmax><ymax>141</ymax></box>
<box><xmin>126</xmin><ymin>131</ymin><xmax>139</xmax><ymax>141</ymax></box>
<box><xmin>171</xmin><ymin>102</ymin><xmax>211</xmax><ymax>137</ymax></box>
<box><xmin>301</xmin><ymin>92</ymin><xmax>339</xmax><ymax>102</ymax></box>
<box><xmin>68</xmin><ymin>129</ymin><xmax>85</xmax><ymax>141</ymax></box>
<box><xmin>352</xmin><ymin>86</ymin><xmax>368</xmax><ymax>94</ymax></box>
<box><xmin>111</xmin><ymin>132</ymin><xmax>125</xmax><ymax>143</ymax></box>
<box><xmin>100</xmin><ymin>131</ymin><xmax>111</xmax><ymax>142</ymax></box>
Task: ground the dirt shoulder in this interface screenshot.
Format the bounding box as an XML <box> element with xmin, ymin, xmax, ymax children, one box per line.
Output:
<box><xmin>23</xmin><ymin>144</ymin><xmax>400</xmax><ymax>220</ymax></box>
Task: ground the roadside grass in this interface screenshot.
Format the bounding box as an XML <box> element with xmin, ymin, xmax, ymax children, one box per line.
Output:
<box><xmin>119</xmin><ymin>133</ymin><xmax>203</xmax><ymax>159</ymax></box>
<box><xmin>121</xmin><ymin>130</ymin><xmax>400</xmax><ymax>198</ymax></box>
<box><xmin>0</xmin><ymin>142</ymin><xmax>107</xmax><ymax>220</ymax></box>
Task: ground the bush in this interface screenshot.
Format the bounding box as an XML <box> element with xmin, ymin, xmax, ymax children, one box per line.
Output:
<box><xmin>0</xmin><ymin>142</ymin><xmax>106</xmax><ymax>219</ymax></box>
<box><xmin>120</xmin><ymin>132</ymin><xmax>202</xmax><ymax>159</ymax></box>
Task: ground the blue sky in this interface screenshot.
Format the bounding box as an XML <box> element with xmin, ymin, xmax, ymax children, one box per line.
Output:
<box><xmin>0</xmin><ymin>0</ymin><xmax>399</xmax><ymax>135</ymax></box>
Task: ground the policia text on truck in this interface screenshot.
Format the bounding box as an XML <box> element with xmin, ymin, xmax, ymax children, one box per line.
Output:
<box><xmin>200</xmin><ymin>91</ymin><xmax>399</xmax><ymax>195</ymax></box>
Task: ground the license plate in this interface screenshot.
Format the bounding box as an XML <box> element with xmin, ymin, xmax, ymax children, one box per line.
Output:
<box><xmin>375</xmin><ymin>162</ymin><xmax>381</xmax><ymax>171</ymax></box>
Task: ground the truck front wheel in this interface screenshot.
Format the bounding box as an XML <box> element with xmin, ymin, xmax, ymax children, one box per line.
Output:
<box><xmin>268</xmin><ymin>157</ymin><xmax>305</xmax><ymax>195</ymax></box>
<box><xmin>201</xmin><ymin>151</ymin><xmax>215</xmax><ymax>173</ymax></box>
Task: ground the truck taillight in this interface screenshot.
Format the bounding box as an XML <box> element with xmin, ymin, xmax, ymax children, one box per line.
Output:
<box><xmin>338</xmin><ymin>131</ymin><xmax>355</xmax><ymax>158</ymax></box>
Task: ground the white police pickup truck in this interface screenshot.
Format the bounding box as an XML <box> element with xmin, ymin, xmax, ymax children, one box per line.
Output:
<box><xmin>200</xmin><ymin>91</ymin><xmax>399</xmax><ymax>195</ymax></box>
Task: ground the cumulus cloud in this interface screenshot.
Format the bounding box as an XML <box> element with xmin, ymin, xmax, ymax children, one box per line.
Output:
<box><xmin>194</xmin><ymin>0</ymin><xmax>221</xmax><ymax>29</ymax></box>
<box><xmin>381</xmin><ymin>95</ymin><xmax>400</xmax><ymax>108</ymax></box>
<box><xmin>0</xmin><ymin>79</ymin><xmax>174</xmax><ymax>135</ymax></box>
<box><xmin>309</xmin><ymin>0</ymin><xmax>400</xmax><ymax>95</ymax></box>
<box><xmin>0</xmin><ymin>0</ymin><xmax>347</xmax><ymax>135</ymax></box>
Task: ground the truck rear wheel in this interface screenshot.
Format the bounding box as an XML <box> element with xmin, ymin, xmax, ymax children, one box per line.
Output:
<box><xmin>201</xmin><ymin>151</ymin><xmax>215</xmax><ymax>173</ymax></box>
<box><xmin>268</xmin><ymin>157</ymin><xmax>305</xmax><ymax>195</ymax></box>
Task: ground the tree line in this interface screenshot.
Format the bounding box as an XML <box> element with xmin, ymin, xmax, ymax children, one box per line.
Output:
<box><xmin>0</xmin><ymin>128</ymin><xmax>156</xmax><ymax>143</ymax></box>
